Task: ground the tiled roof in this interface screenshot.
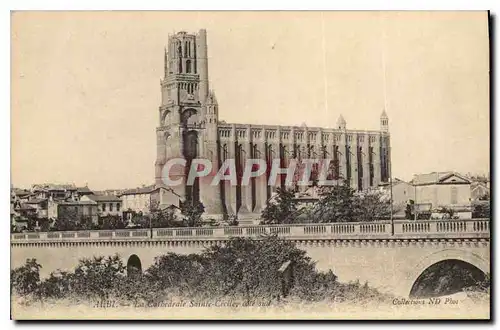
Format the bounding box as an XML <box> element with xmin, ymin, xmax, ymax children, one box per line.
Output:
<box><xmin>32</xmin><ymin>183</ymin><xmax>77</xmax><ymax>191</ymax></box>
<box><xmin>12</xmin><ymin>188</ymin><xmax>31</xmax><ymax>196</ymax></box>
<box><xmin>86</xmin><ymin>194</ymin><xmax>122</xmax><ymax>202</ymax></box>
<box><xmin>57</xmin><ymin>200</ymin><xmax>97</xmax><ymax>206</ymax></box>
<box><xmin>411</xmin><ymin>172</ymin><xmax>471</xmax><ymax>185</ymax></box>
<box><xmin>17</xmin><ymin>203</ymin><xmax>36</xmax><ymax>210</ymax></box>
<box><xmin>118</xmin><ymin>185</ymin><xmax>158</xmax><ymax>196</ymax></box>
<box><xmin>24</xmin><ymin>198</ymin><xmax>47</xmax><ymax>204</ymax></box>
<box><xmin>76</xmin><ymin>186</ymin><xmax>93</xmax><ymax>194</ymax></box>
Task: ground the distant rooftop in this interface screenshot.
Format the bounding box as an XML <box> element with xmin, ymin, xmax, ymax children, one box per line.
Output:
<box><xmin>57</xmin><ymin>200</ymin><xmax>97</xmax><ymax>206</ymax></box>
<box><xmin>119</xmin><ymin>185</ymin><xmax>158</xmax><ymax>196</ymax></box>
<box><xmin>410</xmin><ymin>172</ymin><xmax>471</xmax><ymax>186</ymax></box>
<box><xmin>11</xmin><ymin>188</ymin><xmax>31</xmax><ymax>196</ymax></box>
<box><xmin>32</xmin><ymin>183</ymin><xmax>77</xmax><ymax>191</ymax></box>
<box><xmin>86</xmin><ymin>194</ymin><xmax>121</xmax><ymax>202</ymax></box>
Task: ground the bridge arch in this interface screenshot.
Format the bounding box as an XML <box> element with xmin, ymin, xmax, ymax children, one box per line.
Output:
<box><xmin>126</xmin><ymin>254</ymin><xmax>142</xmax><ymax>277</ymax></box>
<box><xmin>403</xmin><ymin>249</ymin><xmax>489</xmax><ymax>298</ymax></box>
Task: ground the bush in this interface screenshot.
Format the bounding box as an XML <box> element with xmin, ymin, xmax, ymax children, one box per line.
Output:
<box><xmin>472</xmin><ymin>202</ymin><xmax>490</xmax><ymax>218</ymax></box>
<box><xmin>261</xmin><ymin>188</ymin><xmax>298</xmax><ymax>224</ymax></box>
<box><xmin>11</xmin><ymin>258</ymin><xmax>42</xmax><ymax>297</ymax></box>
<box><xmin>98</xmin><ymin>215</ymin><xmax>127</xmax><ymax>230</ymax></box>
<box><xmin>11</xmin><ymin>236</ymin><xmax>393</xmax><ymax>305</ymax></box>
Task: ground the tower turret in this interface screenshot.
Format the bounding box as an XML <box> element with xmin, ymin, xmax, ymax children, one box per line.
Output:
<box><xmin>380</xmin><ymin>110</ymin><xmax>389</xmax><ymax>132</ymax></box>
<box><xmin>337</xmin><ymin>114</ymin><xmax>346</xmax><ymax>130</ymax></box>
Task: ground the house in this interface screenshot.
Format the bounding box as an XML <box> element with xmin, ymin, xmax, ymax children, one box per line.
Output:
<box><xmin>24</xmin><ymin>183</ymin><xmax>97</xmax><ymax>222</ymax></box>
<box><xmin>76</xmin><ymin>186</ymin><xmax>94</xmax><ymax>198</ymax></box>
<box><xmin>119</xmin><ymin>184</ymin><xmax>180</xmax><ymax>214</ymax></box>
<box><xmin>22</xmin><ymin>198</ymin><xmax>48</xmax><ymax>218</ymax></box>
<box><xmin>11</xmin><ymin>201</ymin><xmax>34</xmax><ymax>231</ymax></box>
<box><xmin>10</xmin><ymin>188</ymin><xmax>34</xmax><ymax>230</ymax></box>
<box><xmin>31</xmin><ymin>183</ymin><xmax>79</xmax><ymax>201</ymax></box>
<box><xmin>81</xmin><ymin>194</ymin><xmax>123</xmax><ymax>217</ymax></box>
<box><xmin>92</xmin><ymin>189</ymin><xmax>123</xmax><ymax>196</ymax></box>
<box><xmin>410</xmin><ymin>172</ymin><xmax>472</xmax><ymax>219</ymax></box>
<box><xmin>11</xmin><ymin>188</ymin><xmax>32</xmax><ymax>202</ymax></box>
<box><xmin>379</xmin><ymin>178</ymin><xmax>415</xmax><ymax>210</ymax></box>
<box><xmin>119</xmin><ymin>184</ymin><xmax>181</xmax><ymax>222</ymax></box>
<box><xmin>56</xmin><ymin>200</ymin><xmax>99</xmax><ymax>226</ymax></box>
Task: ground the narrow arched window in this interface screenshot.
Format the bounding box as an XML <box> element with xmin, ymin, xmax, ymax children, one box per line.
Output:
<box><xmin>186</xmin><ymin>60</ymin><xmax>191</xmax><ymax>73</ymax></box>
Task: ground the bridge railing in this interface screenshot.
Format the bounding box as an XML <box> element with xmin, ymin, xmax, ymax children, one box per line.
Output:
<box><xmin>394</xmin><ymin>218</ymin><xmax>490</xmax><ymax>235</ymax></box>
<box><xmin>10</xmin><ymin>218</ymin><xmax>489</xmax><ymax>242</ymax></box>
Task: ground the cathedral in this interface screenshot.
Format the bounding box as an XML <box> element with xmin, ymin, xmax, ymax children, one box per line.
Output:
<box><xmin>155</xmin><ymin>29</ymin><xmax>392</xmax><ymax>220</ymax></box>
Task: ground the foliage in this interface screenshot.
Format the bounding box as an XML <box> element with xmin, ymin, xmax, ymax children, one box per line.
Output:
<box><xmin>71</xmin><ymin>255</ymin><xmax>126</xmax><ymax>299</ymax></box>
<box><xmin>466</xmin><ymin>173</ymin><xmax>489</xmax><ymax>184</ymax></box>
<box><xmin>472</xmin><ymin>201</ymin><xmax>490</xmax><ymax>218</ymax></box>
<box><xmin>410</xmin><ymin>260</ymin><xmax>490</xmax><ymax>298</ymax></box>
<box><xmin>130</xmin><ymin>212</ymin><xmax>148</xmax><ymax>228</ymax></box>
<box><xmin>11</xmin><ymin>236</ymin><xmax>395</xmax><ymax>306</ymax></box>
<box><xmin>261</xmin><ymin>187</ymin><xmax>298</xmax><ymax>224</ymax></box>
<box><xmin>260</xmin><ymin>183</ymin><xmax>395</xmax><ymax>224</ymax></box>
<box><xmin>179</xmin><ymin>199</ymin><xmax>205</xmax><ymax>227</ymax></box>
<box><xmin>38</xmin><ymin>218</ymin><xmax>52</xmax><ymax>232</ymax></box>
<box><xmin>25</xmin><ymin>214</ymin><xmax>39</xmax><ymax>231</ymax></box>
<box><xmin>197</xmin><ymin>236</ymin><xmax>315</xmax><ymax>300</ymax></box>
<box><xmin>53</xmin><ymin>207</ymin><xmax>93</xmax><ymax>231</ymax></box>
<box><xmin>149</xmin><ymin>199</ymin><xmax>180</xmax><ymax>228</ymax></box>
<box><xmin>99</xmin><ymin>215</ymin><xmax>127</xmax><ymax>230</ymax></box>
<box><xmin>37</xmin><ymin>270</ymin><xmax>73</xmax><ymax>299</ymax></box>
<box><xmin>310</xmin><ymin>184</ymin><xmax>359</xmax><ymax>223</ymax></box>
<box><xmin>11</xmin><ymin>258</ymin><xmax>42</xmax><ymax>297</ymax></box>
<box><xmin>353</xmin><ymin>190</ymin><xmax>393</xmax><ymax>221</ymax></box>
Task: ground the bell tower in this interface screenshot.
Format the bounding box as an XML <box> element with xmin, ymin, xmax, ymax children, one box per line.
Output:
<box><xmin>155</xmin><ymin>30</ymin><xmax>223</xmax><ymax>216</ymax></box>
<box><xmin>155</xmin><ymin>31</ymin><xmax>203</xmax><ymax>200</ymax></box>
<box><xmin>380</xmin><ymin>109</ymin><xmax>389</xmax><ymax>133</ymax></box>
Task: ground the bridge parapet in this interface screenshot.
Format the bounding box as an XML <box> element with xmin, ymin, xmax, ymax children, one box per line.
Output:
<box><xmin>396</xmin><ymin>218</ymin><xmax>489</xmax><ymax>235</ymax></box>
<box><xmin>11</xmin><ymin>219</ymin><xmax>490</xmax><ymax>243</ymax></box>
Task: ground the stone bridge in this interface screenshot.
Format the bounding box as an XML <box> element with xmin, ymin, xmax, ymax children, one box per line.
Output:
<box><xmin>11</xmin><ymin>219</ymin><xmax>490</xmax><ymax>297</ymax></box>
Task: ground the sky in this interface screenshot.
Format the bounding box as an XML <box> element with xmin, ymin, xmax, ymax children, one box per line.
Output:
<box><xmin>11</xmin><ymin>11</ymin><xmax>490</xmax><ymax>190</ymax></box>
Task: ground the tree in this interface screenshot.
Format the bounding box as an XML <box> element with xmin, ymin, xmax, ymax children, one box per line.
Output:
<box><xmin>311</xmin><ymin>183</ymin><xmax>359</xmax><ymax>223</ymax></box>
<box><xmin>354</xmin><ymin>190</ymin><xmax>393</xmax><ymax>221</ymax></box>
<box><xmin>472</xmin><ymin>201</ymin><xmax>490</xmax><ymax>218</ymax></box>
<box><xmin>197</xmin><ymin>235</ymin><xmax>320</xmax><ymax>300</ymax></box>
<box><xmin>180</xmin><ymin>200</ymin><xmax>204</xmax><ymax>227</ymax></box>
<box><xmin>131</xmin><ymin>212</ymin><xmax>149</xmax><ymax>228</ymax></box>
<box><xmin>261</xmin><ymin>187</ymin><xmax>298</xmax><ymax>224</ymax></box>
<box><xmin>71</xmin><ymin>255</ymin><xmax>126</xmax><ymax>299</ymax></box>
<box><xmin>53</xmin><ymin>207</ymin><xmax>80</xmax><ymax>231</ymax></box>
<box><xmin>11</xmin><ymin>258</ymin><xmax>42</xmax><ymax>297</ymax></box>
<box><xmin>52</xmin><ymin>206</ymin><xmax>95</xmax><ymax>231</ymax></box>
<box><xmin>310</xmin><ymin>183</ymin><xmax>397</xmax><ymax>223</ymax></box>
<box><xmin>23</xmin><ymin>214</ymin><xmax>38</xmax><ymax>231</ymax></box>
<box><xmin>148</xmin><ymin>199</ymin><xmax>180</xmax><ymax>228</ymax></box>
<box><xmin>99</xmin><ymin>215</ymin><xmax>127</xmax><ymax>230</ymax></box>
